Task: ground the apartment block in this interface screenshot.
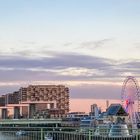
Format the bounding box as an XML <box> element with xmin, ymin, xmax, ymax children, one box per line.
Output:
<box><xmin>0</xmin><ymin>85</ymin><xmax>69</xmax><ymax>119</ymax></box>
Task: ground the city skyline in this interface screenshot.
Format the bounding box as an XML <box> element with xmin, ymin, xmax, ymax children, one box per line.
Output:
<box><xmin>0</xmin><ymin>0</ymin><xmax>140</xmax><ymax>105</ymax></box>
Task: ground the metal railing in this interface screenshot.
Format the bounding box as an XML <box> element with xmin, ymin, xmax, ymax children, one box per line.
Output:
<box><xmin>0</xmin><ymin>127</ymin><xmax>139</xmax><ymax>140</ymax></box>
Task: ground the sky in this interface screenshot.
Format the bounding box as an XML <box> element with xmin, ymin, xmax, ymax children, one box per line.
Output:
<box><xmin>0</xmin><ymin>0</ymin><xmax>140</xmax><ymax>111</ymax></box>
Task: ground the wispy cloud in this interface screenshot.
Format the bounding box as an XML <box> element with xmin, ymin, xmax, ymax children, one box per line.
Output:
<box><xmin>79</xmin><ymin>38</ymin><xmax>113</xmax><ymax>49</ymax></box>
<box><xmin>63</xmin><ymin>42</ymin><xmax>73</xmax><ymax>47</ymax></box>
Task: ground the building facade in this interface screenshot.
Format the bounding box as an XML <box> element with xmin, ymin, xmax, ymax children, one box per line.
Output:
<box><xmin>0</xmin><ymin>85</ymin><xmax>69</xmax><ymax>119</ymax></box>
<box><xmin>90</xmin><ymin>104</ymin><xmax>99</xmax><ymax>118</ymax></box>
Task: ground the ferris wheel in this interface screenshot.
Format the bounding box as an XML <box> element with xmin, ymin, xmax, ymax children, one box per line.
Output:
<box><xmin>121</xmin><ymin>76</ymin><xmax>140</xmax><ymax>125</ymax></box>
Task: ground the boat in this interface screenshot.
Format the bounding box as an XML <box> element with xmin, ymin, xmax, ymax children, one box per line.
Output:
<box><xmin>94</xmin><ymin>124</ymin><xmax>110</xmax><ymax>136</ymax></box>
<box><xmin>44</xmin><ymin>133</ymin><xmax>53</xmax><ymax>140</ymax></box>
<box><xmin>109</xmin><ymin>124</ymin><xmax>132</xmax><ymax>138</ymax></box>
<box><xmin>80</xmin><ymin>116</ymin><xmax>94</xmax><ymax>127</ymax></box>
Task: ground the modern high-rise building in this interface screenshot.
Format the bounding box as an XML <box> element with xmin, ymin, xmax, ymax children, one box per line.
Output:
<box><xmin>106</xmin><ymin>100</ymin><xmax>109</xmax><ymax>110</ymax></box>
<box><xmin>90</xmin><ymin>104</ymin><xmax>99</xmax><ymax>118</ymax></box>
<box><xmin>0</xmin><ymin>85</ymin><xmax>69</xmax><ymax>119</ymax></box>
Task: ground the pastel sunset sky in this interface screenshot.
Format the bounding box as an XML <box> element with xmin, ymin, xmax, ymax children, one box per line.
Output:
<box><xmin>0</xmin><ymin>0</ymin><xmax>140</xmax><ymax>112</ymax></box>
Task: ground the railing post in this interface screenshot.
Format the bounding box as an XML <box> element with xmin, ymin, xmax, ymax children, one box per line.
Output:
<box><xmin>136</xmin><ymin>129</ymin><xmax>139</xmax><ymax>140</ymax></box>
<box><xmin>88</xmin><ymin>130</ymin><xmax>91</xmax><ymax>140</ymax></box>
<box><xmin>41</xmin><ymin>128</ymin><xmax>43</xmax><ymax>140</ymax></box>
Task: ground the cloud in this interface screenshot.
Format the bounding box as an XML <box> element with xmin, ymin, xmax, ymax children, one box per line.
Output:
<box><xmin>0</xmin><ymin>52</ymin><xmax>139</xmax><ymax>83</ymax></box>
<box><xmin>79</xmin><ymin>38</ymin><xmax>113</xmax><ymax>49</ymax></box>
<box><xmin>122</xmin><ymin>61</ymin><xmax>140</xmax><ymax>69</ymax></box>
<box><xmin>0</xmin><ymin>52</ymin><xmax>139</xmax><ymax>99</ymax></box>
<box><xmin>63</xmin><ymin>42</ymin><xmax>73</xmax><ymax>47</ymax></box>
<box><xmin>0</xmin><ymin>52</ymin><xmax>139</xmax><ymax>84</ymax></box>
<box><xmin>0</xmin><ymin>53</ymin><xmax>113</xmax><ymax>70</ymax></box>
<box><xmin>18</xmin><ymin>40</ymin><xmax>37</xmax><ymax>45</ymax></box>
<box><xmin>134</xmin><ymin>42</ymin><xmax>140</xmax><ymax>49</ymax></box>
<box><xmin>0</xmin><ymin>56</ymin><xmax>112</xmax><ymax>82</ymax></box>
<box><xmin>0</xmin><ymin>40</ymin><xmax>54</xmax><ymax>58</ymax></box>
<box><xmin>0</xmin><ymin>80</ymin><xmax>122</xmax><ymax>99</ymax></box>
<box><xmin>70</xmin><ymin>84</ymin><xmax>121</xmax><ymax>99</ymax></box>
